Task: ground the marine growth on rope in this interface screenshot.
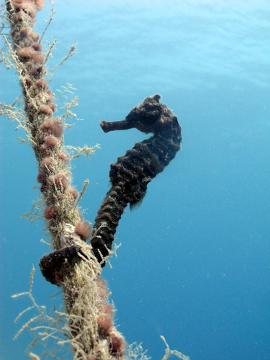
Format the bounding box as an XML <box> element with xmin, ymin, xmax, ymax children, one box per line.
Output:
<box><xmin>91</xmin><ymin>94</ymin><xmax>182</xmax><ymax>266</ymax></box>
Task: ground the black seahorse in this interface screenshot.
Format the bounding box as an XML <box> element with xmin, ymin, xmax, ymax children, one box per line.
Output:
<box><xmin>91</xmin><ymin>94</ymin><xmax>182</xmax><ymax>266</ymax></box>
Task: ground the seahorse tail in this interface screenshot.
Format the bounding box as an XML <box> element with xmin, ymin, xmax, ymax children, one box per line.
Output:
<box><xmin>91</xmin><ymin>186</ymin><xmax>127</xmax><ymax>264</ymax></box>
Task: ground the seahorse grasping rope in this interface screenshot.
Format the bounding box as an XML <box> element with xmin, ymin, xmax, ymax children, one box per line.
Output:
<box><xmin>91</xmin><ymin>94</ymin><xmax>182</xmax><ymax>266</ymax></box>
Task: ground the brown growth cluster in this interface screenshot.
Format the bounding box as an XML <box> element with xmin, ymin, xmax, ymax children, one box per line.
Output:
<box><xmin>6</xmin><ymin>0</ymin><xmax>90</xmax><ymax>248</ymax></box>
<box><xmin>96</xmin><ymin>277</ymin><xmax>127</xmax><ymax>358</ymax></box>
<box><xmin>6</xmin><ymin>1</ymin><xmax>127</xmax><ymax>359</ymax></box>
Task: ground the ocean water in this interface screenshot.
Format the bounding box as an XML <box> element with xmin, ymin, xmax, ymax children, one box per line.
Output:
<box><xmin>0</xmin><ymin>0</ymin><xmax>269</xmax><ymax>359</ymax></box>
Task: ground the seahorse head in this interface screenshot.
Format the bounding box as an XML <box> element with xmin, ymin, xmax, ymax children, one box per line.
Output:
<box><xmin>125</xmin><ymin>94</ymin><xmax>164</xmax><ymax>134</ymax></box>
<box><xmin>100</xmin><ymin>94</ymin><xmax>180</xmax><ymax>138</ymax></box>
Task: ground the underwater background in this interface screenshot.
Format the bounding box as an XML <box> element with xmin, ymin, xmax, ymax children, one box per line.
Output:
<box><xmin>0</xmin><ymin>0</ymin><xmax>270</xmax><ymax>359</ymax></box>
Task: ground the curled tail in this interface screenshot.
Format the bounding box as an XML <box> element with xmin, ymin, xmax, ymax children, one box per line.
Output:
<box><xmin>91</xmin><ymin>94</ymin><xmax>182</xmax><ymax>266</ymax></box>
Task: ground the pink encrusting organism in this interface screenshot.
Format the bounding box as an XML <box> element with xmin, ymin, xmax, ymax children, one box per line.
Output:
<box><xmin>5</xmin><ymin>0</ymin><xmax>127</xmax><ymax>358</ymax></box>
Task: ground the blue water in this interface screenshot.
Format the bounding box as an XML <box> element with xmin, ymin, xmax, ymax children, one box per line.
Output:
<box><xmin>0</xmin><ymin>1</ymin><xmax>270</xmax><ymax>359</ymax></box>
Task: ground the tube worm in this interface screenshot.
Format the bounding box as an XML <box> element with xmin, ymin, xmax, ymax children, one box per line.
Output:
<box><xmin>91</xmin><ymin>94</ymin><xmax>182</xmax><ymax>266</ymax></box>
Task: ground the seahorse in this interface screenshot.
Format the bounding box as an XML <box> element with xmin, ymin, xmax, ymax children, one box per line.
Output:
<box><xmin>91</xmin><ymin>94</ymin><xmax>182</xmax><ymax>266</ymax></box>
